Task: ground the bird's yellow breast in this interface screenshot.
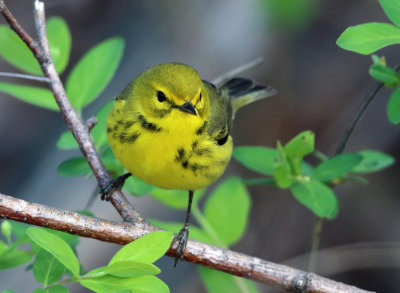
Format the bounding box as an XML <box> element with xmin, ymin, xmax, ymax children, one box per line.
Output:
<box><xmin>107</xmin><ymin>99</ymin><xmax>232</xmax><ymax>190</ymax></box>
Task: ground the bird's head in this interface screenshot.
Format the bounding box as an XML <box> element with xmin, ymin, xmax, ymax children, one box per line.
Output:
<box><xmin>128</xmin><ymin>63</ymin><xmax>209</xmax><ymax>121</ymax></box>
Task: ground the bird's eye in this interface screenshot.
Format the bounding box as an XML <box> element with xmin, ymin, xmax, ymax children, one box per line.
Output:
<box><xmin>157</xmin><ymin>91</ymin><xmax>166</xmax><ymax>102</ymax></box>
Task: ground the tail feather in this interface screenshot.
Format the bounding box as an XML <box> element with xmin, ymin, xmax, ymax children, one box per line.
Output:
<box><xmin>221</xmin><ymin>78</ymin><xmax>277</xmax><ymax>115</ymax></box>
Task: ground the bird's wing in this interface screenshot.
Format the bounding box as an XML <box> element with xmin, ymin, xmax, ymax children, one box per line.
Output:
<box><xmin>220</xmin><ymin>77</ymin><xmax>277</xmax><ymax>116</ymax></box>
<box><xmin>203</xmin><ymin>80</ymin><xmax>233</xmax><ymax>146</ymax></box>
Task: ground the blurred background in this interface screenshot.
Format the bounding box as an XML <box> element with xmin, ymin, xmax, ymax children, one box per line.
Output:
<box><xmin>1</xmin><ymin>0</ymin><xmax>400</xmax><ymax>292</ymax></box>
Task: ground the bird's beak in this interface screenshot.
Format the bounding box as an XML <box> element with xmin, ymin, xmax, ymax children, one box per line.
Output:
<box><xmin>177</xmin><ymin>101</ymin><xmax>197</xmax><ymax>116</ymax></box>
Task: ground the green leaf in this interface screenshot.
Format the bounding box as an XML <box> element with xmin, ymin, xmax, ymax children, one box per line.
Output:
<box><xmin>290</xmin><ymin>180</ymin><xmax>339</xmax><ymax>219</ymax></box>
<box><xmin>81</xmin><ymin>275</ymin><xmax>168</xmax><ymax>293</ymax></box>
<box><xmin>9</xmin><ymin>221</ymin><xmax>30</xmax><ymax>239</ymax></box>
<box><xmin>149</xmin><ymin>219</ymin><xmax>212</xmax><ymax>244</ymax></box>
<box><xmin>313</xmin><ymin>153</ymin><xmax>363</xmax><ymax>182</ymax></box>
<box><xmin>284</xmin><ymin>131</ymin><xmax>315</xmax><ymax>174</ymax></box>
<box><xmin>56</xmin><ymin>132</ymin><xmax>77</xmax><ymax>150</ymax></box>
<box><xmin>26</xmin><ymin>228</ymin><xmax>80</xmax><ymax>277</ymax></box>
<box><xmin>105</xmin><ymin>261</ymin><xmax>160</xmax><ymax>277</ymax></box>
<box><xmin>369</xmin><ymin>64</ymin><xmax>400</xmax><ymax>86</ymax></box>
<box><xmin>44</xmin><ymin>229</ymin><xmax>80</xmax><ymax>250</ymax></box>
<box><xmin>124</xmin><ymin>176</ymin><xmax>154</xmax><ymax>196</ymax></box>
<box><xmin>273</xmin><ymin>142</ymin><xmax>294</xmax><ymax>188</ymax></box>
<box><xmin>0</xmin><ymin>25</ymin><xmax>41</xmax><ymax>75</ymax></box>
<box><xmin>0</xmin><ymin>18</ymin><xmax>71</xmax><ymax>75</ymax></box>
<box><xmin>33</xmin><ymin>249</ymin><xmax>66</xmax><ymax>286</ymax></box>
<box><xmin>337</xmin><ymin>22</ymin><xmax>400</xmax><ymax>55</ymax></box>
<box><xmin>2</xmin><ymin>291</ymin><xmax>18</xmax><ymax>293</ymax></box>
<box><xmin>387</xmin><ymin>87</ymin><xmax>400</xmax><ymax>124</ymax></box>
<box><xmin>233</xmin><ymin>146</ymin><xmax>277</xmax><ymax>175</ymax></box>
<box><xmin>379</xmin><ymin>0</ymin><xmax>400</xmax><ymax>27</ymax></box>
<box><xmin>46</xmin><ymin>17</ymin><xmax>71</xmax><ymax>74</ymax></box>
<box><xmin>92</xmin><ymin>101</ymin><xmax>114</xmax><ymax>148</ymax></box>
<box><xmin>66</xmin><ymin>37</ymin><xmax>124</xmax><ymax>109</ymax></box>
<box><xmin>149</xmin><ymin>188</ymin><xmax>206</xmax><ymax>209</ymax></box>
<box><xmin>0</xmin><ymin>82</ymin><xmax>57</xmax><ymax>111</ymax></box>
<box><xmin>199</xmin><ymin>267</ymin><xmax>259</xmax><ymax>293</ymax></box>
<box><xmin>204</xmin><ymin>177</ymin><xmax>250</xmax><ymax>246</ymax></box>
<box><xmin>149</xmin><ymin>189</ymin><xmax>190</xmax><ymax>210</ymax></box>
<box><xmin>353</xmin><ymin>150</ymin><xmax>395</xmax><ymax>173</ymax></box>
<box><xmin>0</xmin><ymin>240</ymin><xmax>7</xmax><ymax>255</ymax></box>
<box><xmin>284</xmin><ymin>130</ymin><xmax>315</xmax><ymax>158</ymax></box>
<box><xmin>1</xmin><ymin>220</ymin><xmax>11</xmax><ymax>243</ymax></box>
<box><xmin>57</xmin><ymin>157</ymin><xmax>91</xmax><ymax>177</ymax></box>
<box><xmin>109</xmin><ymin>231</ymin><xmax>173</xmax><ymax>265</ymax></box>
<box><xmin>0</xmin><ymin>249</ymin><xmax>32</xmax><ymax>270</ymax></box>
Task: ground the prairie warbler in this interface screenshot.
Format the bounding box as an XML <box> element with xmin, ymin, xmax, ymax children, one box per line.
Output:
<box><xmin>102</xmin><ymin>63</ymin><xmax>276</xmax><ymax>264</ymax></box>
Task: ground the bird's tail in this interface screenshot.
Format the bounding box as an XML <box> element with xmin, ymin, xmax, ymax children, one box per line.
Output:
<box><xmin>221</xmin><ymin>78</ymin><xmax>277</xmax><ymax>115</ymax></box>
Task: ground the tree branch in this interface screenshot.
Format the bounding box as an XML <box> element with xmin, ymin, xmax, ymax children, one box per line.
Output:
<box><xmin>0</xmin><ymin>193</ymin><xmax>373</xmax><ymax>293</ymax></box>
<box><xmin>0</xmin><ymin>0</ymin><xmax>142</xmax><ymax>223</ymax></box>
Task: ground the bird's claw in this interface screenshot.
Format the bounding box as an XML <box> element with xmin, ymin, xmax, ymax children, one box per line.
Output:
<box><xmin>99</xmin><ymin>173</ymin><xmax>131</xmax><ymax>201</ymax></box>
<box><xmin>172</xmin><ymin>225</ymin><xmax>189</xmax><ymax>267</ymax></box>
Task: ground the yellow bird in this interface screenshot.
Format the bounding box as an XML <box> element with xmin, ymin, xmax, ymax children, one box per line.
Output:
<box><xmin>102</xmin><ymin>63</ymin><xmax>276</xmax><ymax>264</ymax></box>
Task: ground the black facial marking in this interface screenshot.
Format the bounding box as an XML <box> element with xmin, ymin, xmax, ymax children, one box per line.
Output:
<box><xmin>182</xmin><ymin>160</ymin><xmax>189</xmax><ymax>169</ymax></box>
<box><xmin>217</xmin><ymin>134</ymin><xmax>229</xmax><ymax>146</ymax></box>
<box><xmin>138</xmin><ymin>114</ymin><xmax>161</xmax><ymax>132</ymax></box>
<box><xmin>154</xmin><ymin>108</ymin><xmax>172</xmax><ymax>118</ymax></box>
<box><xmin>196</xmin><ymin>121</ymin><xmax>208</xmax><ymax>135</ymax></box>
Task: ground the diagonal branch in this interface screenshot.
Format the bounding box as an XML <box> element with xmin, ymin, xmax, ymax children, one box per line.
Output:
<box><xmin>0</xmin><ymin>0</ymin><xmax>142</xmax><ymax>223</ymax></box>
<box><xmin>0</xmin><ymin>193</ymin><xmax>374</xmax><ymax>293</ymax></box>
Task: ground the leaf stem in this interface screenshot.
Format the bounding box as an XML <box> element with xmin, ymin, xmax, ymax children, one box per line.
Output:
<box><xmin>0</xmin><ymin>72</ymin><xmax>50</xmax><ymax>82</ymax></box>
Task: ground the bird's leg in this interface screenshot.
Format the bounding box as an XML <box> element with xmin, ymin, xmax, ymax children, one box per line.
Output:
<box><xmin>100</xmin><ymin>173</ymin><xmax>132</xmax><ymax>201</ymax></box>
<box><xmin>172</xmin><ymin>190</ymin><xmax>194</xmax><ymax>267</ymax></box>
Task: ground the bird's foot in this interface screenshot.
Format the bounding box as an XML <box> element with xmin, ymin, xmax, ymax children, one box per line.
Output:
<box><xmin>171</xmin><ymin>224</ymin><xmax>189</xmax><ymax>267</ymax></box>
<box><xmin>100</xmin><ymin>173</ymin><xmax>131</xmax><ymax>201</ymax></box>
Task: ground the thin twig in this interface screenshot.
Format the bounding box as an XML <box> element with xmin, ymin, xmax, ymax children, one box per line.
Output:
<box><xmin>335</xmin><ymin>64</ymin><xmax>400</xmax><ymax>155</ymax></box>
<box><xmin>85</xmin><ymin>117</ymin><xmax>98</xmax><ymax>131</ymax></box>
<box><xmin>334</xmin><ymin>82</ymin><xmax>384</xmax><ymax>155</ymax></box>
<box><xmin>307</xmin><ymin>216</ymin><xmax>324</xmax><ymax>272</ymax></box>
<box><xmin>0</xmin><ymin>193</ymin><xmax>374</xmax><ymax>293</ymax></box>
<box><xmin>0</xmin><ymin>72</ymin><xmax>50</xmax><ymax>82</ymax></box>
<box><xmin>211</xmin><ymin>57</ymin><xmax>264</xmax><ymax>85</ymax></box>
